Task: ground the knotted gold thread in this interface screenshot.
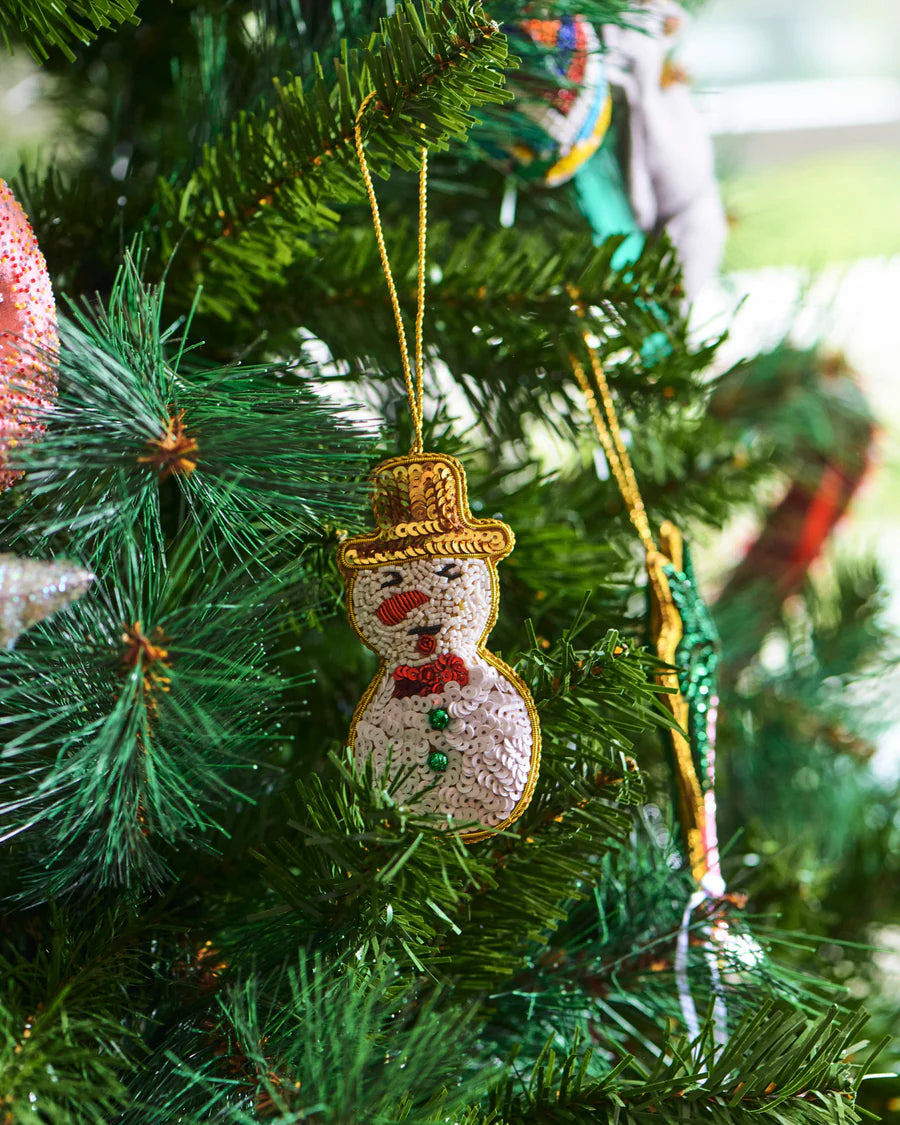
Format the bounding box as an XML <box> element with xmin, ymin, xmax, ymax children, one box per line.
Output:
<box><xmin>569</xmin><ymin>304</ymin><xmax>708</xmax><ymax>882</ymax></box>
<box><xmin>354</xmin><ymin>91</ymin><xmax>428</xmax><ymax>453</ymax></box>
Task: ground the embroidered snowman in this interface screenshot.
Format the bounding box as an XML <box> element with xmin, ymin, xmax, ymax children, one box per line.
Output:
<box><xmin>338</xmin><ymin>452</ymin><xmax>541</xmax><ymax>841</ymax></box>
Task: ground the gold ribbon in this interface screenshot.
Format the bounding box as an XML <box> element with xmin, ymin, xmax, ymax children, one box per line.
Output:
<box><xmin>570</xmin><ymin>316</ymin><xmax>708</xmax><ymax>883</ymax></box>
<box><xmin>354</xmin><ymin>93</ymin><xmax>428</xmax><ymax>453</ymax></box>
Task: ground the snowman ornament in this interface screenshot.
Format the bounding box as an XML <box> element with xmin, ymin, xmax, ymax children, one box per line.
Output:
<box><xmin>338</xmin><ymin>452</ymin><xmax>541</xmax><ymax>841</ymax></box>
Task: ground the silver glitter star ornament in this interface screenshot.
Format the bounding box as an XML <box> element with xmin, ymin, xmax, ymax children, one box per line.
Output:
<box><xmin>0</xmin><ymin>553</ymin><xmax>94</xmax><ymax>649</ymax></box>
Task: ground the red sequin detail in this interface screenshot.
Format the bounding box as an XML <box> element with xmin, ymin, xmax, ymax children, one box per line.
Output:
<box><xmin>0</xmin><ymin>179</ymin><xmax>57</xmax><ymax>492</ymax></box>
<box><xmin>376</xmin><ymin>588</ymin><xmax>429</xmax><ymax>626</ymax></box>
<box><xmin>392</xmin><ymin>654</ymin><xmax>469</xmax><ymax>699</ymax></box>
<box><xmin>416</xmin><ymin>633</ymin><xmax>437</xmax><ymax>655</ymax></box>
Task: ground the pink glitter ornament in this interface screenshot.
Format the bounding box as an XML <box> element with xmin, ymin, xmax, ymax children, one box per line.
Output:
<box><xmin>0</xmin><ymin>179</ymin><xmax>58</xmax><ymax>492</ymax></box>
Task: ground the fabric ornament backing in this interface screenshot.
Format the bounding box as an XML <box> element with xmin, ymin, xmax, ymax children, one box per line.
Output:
<box><xmin>598</xmin><ymin>0</ymin><xmax>726</xmax><ymax>298</ymax></box>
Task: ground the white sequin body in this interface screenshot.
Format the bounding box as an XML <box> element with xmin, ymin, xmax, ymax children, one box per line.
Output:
<box><xmin>348</xmin><ymin>557</ymin><xmax>534</xmax><ymax>830</ymax></box>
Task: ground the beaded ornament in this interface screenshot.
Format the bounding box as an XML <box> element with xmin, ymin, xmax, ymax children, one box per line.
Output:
<box><xmin>505</xmin><ymin>16</ymin><xmax>612</xmax><ymax>186</ymax></box>
<box><xmin>0</xmin><ymin>179</ymin><xmax>57</xmax><ymax>492</ymax></box>
<box><xmin>339</xmin><ymin>453</ymin><xmax>540</xmax><ymax>841</ymax></box>
<box><xmin>0</xmin><ymin>553</ymin><xmax>94</xmax><ymax>650</ymax></box>
<box><xmin>648</xmin><ymin>521</ymin><xmax>723</xmax><ymax>891</ymax></box>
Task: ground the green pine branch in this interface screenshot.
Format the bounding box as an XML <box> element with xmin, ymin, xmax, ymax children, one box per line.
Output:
<box><xmin>0</xmin><ymin>987</ymin><xmax>128</xmax><ymax>1121</ymax></box>
<box><xmin>8</xmin><ymin>1</ymin><xmax>642</xmax><ymax>298</ymax></box>
<box><xmin>488</xmin><ymin>827</ymin><xmax>856</xmax><ymax>1073</ymax></box>
<box><xmin>156</xmin><ymin>0</ymin><xmax>513</xmax><ymax>317</ymax></box>
<box><xmin>134</xmin><ymin>955</ymin><xmax>485</xmax><ymax>1123</ymax></box>
<box><xmin>0</xmin><ymin>0</ymin><xmax>139</xmax><ymax>62</ymax></box>
<box><xmin>0</xmin><ymin>908</ymin><xmax>145</xmax><ymax>1122</ymax></box>
<box><xmin>3</xmin><ymin>256</ymin><xmax>375</xmax><ymax>565</ymax></box>
<box><xmin>204</xmin><ymin>223</ymin><xmax>717</xmax><ymax>461</ymax></box>
<box><xmin>708</xmin><ymin>345</ymin><xmax>874</xmax><ymax>467</ymax></box>
<box><xmin>271</xmin><ymin>223</ymin><xmax>702</xmax><ymax>387</ymax></box>
<box><xmin>250</xmin><ymin>621</ymin><xmax>660</xmax><ymax>994</ymax></box>
<box><xmin>716</xmin><ymin>555</ymin><xmax>896</xmax><ymax>941</ymax></box>
<box><xmin>0</xmin><ymin>541</ymin><xmax>304</xmax><ymax>901</ymax></box>
<box><xmin>475</xmin><ymin>1002</ymin><xmax>884</xmax><ymax>1125</ymax></box>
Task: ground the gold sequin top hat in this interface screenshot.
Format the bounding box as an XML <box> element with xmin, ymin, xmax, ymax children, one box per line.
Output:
<box><xmin>338</xmin><ymin>452</ymin><xmax>514</xmax><ymax>571</ymax></box>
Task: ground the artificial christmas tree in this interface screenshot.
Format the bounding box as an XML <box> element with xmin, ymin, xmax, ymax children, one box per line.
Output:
<box><xmin>0</xmin><ymin>1</ymin><xmax>896</xmax><ymax>1121</ymax></box>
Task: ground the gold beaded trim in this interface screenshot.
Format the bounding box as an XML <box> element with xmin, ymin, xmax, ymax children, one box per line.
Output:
<box><xmin>338</xmin><ymin>452</ymin><xmax>514</xmax><ymax>571</ymax></box>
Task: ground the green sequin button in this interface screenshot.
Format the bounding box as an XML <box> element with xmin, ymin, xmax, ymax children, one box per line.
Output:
<box><xmin>427</xmin><ymin>750</ymin><xmax>448</xmax><ymax>772</ymax></box>
<box><xmin>428</xmin><ymin>708</ymin><xmax>450</xmax><ymax>730</ymax></box>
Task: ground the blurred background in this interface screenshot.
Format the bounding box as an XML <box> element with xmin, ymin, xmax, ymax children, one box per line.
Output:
<box><xmin>686</xmin><ymin>7</ymin><xmax>900</xmax><ymax>1096</ymax></box>
<box><xmin>683</xmin><ymin>0</ymin><xmax>900</xmax><ymax>768</ymax></box>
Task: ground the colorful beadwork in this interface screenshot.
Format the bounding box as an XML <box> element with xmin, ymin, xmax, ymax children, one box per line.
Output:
<box><xmin>338</xmin><ymin>451</ymin><xmax>541</xmax><ymax>843</ymax></box>
<box><xmin>0</xmin><ymin>179</ymin><xmax>58</xmax><ymax>492</ymax></box>
<box><xmin>346</xmin><ymin>119</ymin><xmax>540</xmax><ymax>842</ymax></box>
<box><xmin>392</xmin><ymin>654</ymin><xmax>469</xmax><ymax>700</ymax></box>
<box><xmin>505</xmin><ymin>15</ymin><xmax>612</xmax><ymax>186</ymax></box>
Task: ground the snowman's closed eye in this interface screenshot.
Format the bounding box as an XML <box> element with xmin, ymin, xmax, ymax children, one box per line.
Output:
<box><xmin>438</xmin><ymin>564</ymin><xmax>462</xmax><ymax>580</ymax></box>
<box><xmin>379</xmin><ymin>571</ymin><xmax>403</xmax><ymax>589</ymax></box>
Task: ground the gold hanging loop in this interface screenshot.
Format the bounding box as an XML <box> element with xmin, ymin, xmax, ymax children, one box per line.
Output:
<box><xmin>354</xmin><ymin>92</ymin><xmax>428</xmax><ymax>453</ymax></box>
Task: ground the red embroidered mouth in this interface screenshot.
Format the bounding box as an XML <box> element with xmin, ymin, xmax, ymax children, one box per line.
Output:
<box><xmin>416</xmin><ymin>633</ymin><xmax>437</xmax><ymax>655</ymax></box>
<box><xmin>376</xmin><ymin>589</ymin><xmax>429</xmax><ymax>626</ymax></box>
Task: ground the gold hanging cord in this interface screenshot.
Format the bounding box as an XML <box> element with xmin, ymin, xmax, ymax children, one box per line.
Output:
<box><xmin>354</xmin><ymin>92</ymin><xmax>428</xmax><ymax>454</ymax></box>
<box><xmin>568</xmin><ymin>296</ymin><xmax>708</xmax><ymax>882</ymax></box>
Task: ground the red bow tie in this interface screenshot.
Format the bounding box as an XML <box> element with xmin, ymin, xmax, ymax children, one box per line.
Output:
<box><xmin>392</xmin><ymin>654</ymin><xmax>469</xmax><ymax>699</ymax></box>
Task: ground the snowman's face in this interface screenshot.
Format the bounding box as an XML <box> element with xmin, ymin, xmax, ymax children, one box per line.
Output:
<box><xmin>348</xmin><ymin>556</ymin><xmax>494</xmax><ymax>663</ymax></box>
